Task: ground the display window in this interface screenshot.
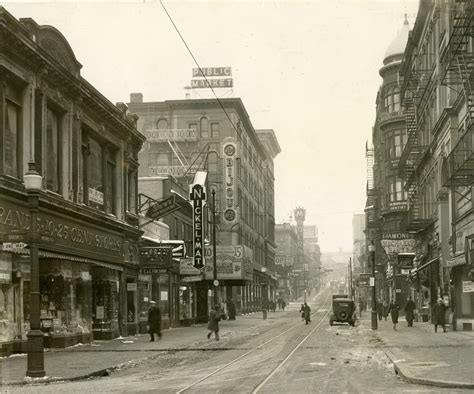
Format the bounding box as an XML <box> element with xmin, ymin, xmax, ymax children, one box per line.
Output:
<box><xmin>91</xmin><ymin>266</ymin><xmax>120</xmax><ymax>334</ymax></box>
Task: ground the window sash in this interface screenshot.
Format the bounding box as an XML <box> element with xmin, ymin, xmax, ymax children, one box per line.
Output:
<box><xmin>4</xmin><ymin>101</ymin><xmax>19</xmax><ymax>178</ymax></box>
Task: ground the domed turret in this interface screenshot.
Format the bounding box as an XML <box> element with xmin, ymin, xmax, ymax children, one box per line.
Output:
<box><xmin>383</xmin><ymin>15</ymin><xmax>410</xmax><ymax>65</ymax></box>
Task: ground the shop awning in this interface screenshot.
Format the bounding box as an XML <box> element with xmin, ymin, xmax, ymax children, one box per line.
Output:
<box><xmin>410</xmin><ymin>256</ymin><xmax>440</xmax><ymax>276</ymax></box>
<box><xmin>446</xmin><ymin>254</ymin><xmax>466</xmax><ymax>268</ymax></box>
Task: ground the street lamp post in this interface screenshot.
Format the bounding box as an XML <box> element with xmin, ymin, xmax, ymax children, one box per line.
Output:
<box><xmin>211</xmin><ymin>189</ymin><xmax>218</xmax><ymax>307</ymax></box>
<box><xmin>369</xmin><ymin>242</ymin><xmax>378</xmax><ymax>330</ymax></box>
<box><xmin>24</xmin><ymin>162</ymin><xmax>45</xmax><ymax>377</ymax></box>
<box><xmin>303</xmin><ymin>263</ymin><xmax>307</xmax><ymax>303</ymax></box>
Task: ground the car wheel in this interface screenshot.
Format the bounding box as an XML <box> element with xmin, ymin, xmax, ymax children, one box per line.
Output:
<box><xmin>337</xmin><ymin>310</ymin><xmax>348</xmax><ymax>320</ymax></box>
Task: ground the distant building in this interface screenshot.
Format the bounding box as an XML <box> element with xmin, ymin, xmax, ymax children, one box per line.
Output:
<box><xmin>275</xmin><ymin>223</ymin><xmax>297</xmax><ymax>301</ymax></box>
<box><xmin>304</xmin><ymin>225</ymin><xmax>321</xmax><ymax>292</ymax></box>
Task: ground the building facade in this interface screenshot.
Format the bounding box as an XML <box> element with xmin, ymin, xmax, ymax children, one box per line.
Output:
<box><xmin>275</xmin><ymin>223</ymin><xmax>297</xmax><ymax>302</ymax></box>
<box><xmin>0</xmin><ymin>8</ymin><xmax>145</xmax><ymax>355</ymax></box>
<box><xmin>303</xmin><ymin>225</ymin><xmax>321</xmax><ymax>293</ymax></box>
<box><xmin>367</xmin><ymin>16</ymin><xmax>412</xmax><ymax>310</ymax></box>
<box><xmin>127</xmin><ymin>95</ymin><xmax>280</xmax><ymax>316</ymax></box>
<box><xmin>398</xmin><ymin>0</ymin><xmax>474</xmax><ymax>331</ymax></box>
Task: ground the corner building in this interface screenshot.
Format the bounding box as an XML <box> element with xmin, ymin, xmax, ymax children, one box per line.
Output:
<box><xmin>0</xmin><ymin>8</ymin><xmax>145</xmax><ymax>355</ymax></box>
<box><xmin>128</xmin><ymin>95</ymin><xmax>280</xmax><ymax>315</ymax></box>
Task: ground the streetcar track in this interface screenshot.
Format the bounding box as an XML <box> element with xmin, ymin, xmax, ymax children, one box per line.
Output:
<box><xmin>175</xmin><ymin>291</ymin><xmax>332</xmax><ymax>394</ymax></box>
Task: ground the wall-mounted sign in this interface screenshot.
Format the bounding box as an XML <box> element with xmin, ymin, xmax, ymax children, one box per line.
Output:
<box><xmin>203</xmin><ymin>245</ymin><xmax>253</xmax><ymax>281</ymax></box>
<box><xmin>275</xmin><ymin>255</ymin><xmax>286</xmax><ymax>266</ymax></box>
<box><xmin>381</xmin><ymin>233</ymin><xmax>415</xmax><ymax>255</ymax></box>
<box><xmin>462</xmin><ymin>281</ymin><xmax>474</xmax><ymax>293</ymax></box>
<box><xmin>180</xmin><ymin>258</ymin><xmax>201</xmax><ymax>275</ymax></box>
<box><xmin>88</xmin><ymin>188</ymin><xmax>103</xmax><ymax>205</ymax></box>
<box><xmin>146</xmin><ymin>195</ymin><xmax>181</xmax><ymax>221</ymax></box>
<box><xmin>144</xmin><ymin>129</ymin><xmax>198</xmax><ymax>142</ymax></box>
<box><xmin>222</xmin><ymin>138</ymin><xmax>237</xmax><ymax>225</ymax></box>
<box><xmin>148</xmin><ymin>166</ymin><xmax>199</xmax><ymax>177</ymax></box>
<box><xmin>190</xmin><ymin>184</ymin><xmax>206</xmax><ymax>269</ymax></box>
<box><xmin>127</xmin><ymin>283</ymin><xmax>137</xmax><ymax>291</ymax></box>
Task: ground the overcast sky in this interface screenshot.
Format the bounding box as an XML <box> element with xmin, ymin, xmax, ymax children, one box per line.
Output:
<box><xmin>4</xmin><ymin>0</ymin><xmax>419</xmax><ymax>253</ymax></box>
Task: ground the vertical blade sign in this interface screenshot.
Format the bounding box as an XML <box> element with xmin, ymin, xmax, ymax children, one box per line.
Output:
<box><xmin>190</xmin><ymin>184</ymin><xmax>206</xmax><ymax>269</ymax></box>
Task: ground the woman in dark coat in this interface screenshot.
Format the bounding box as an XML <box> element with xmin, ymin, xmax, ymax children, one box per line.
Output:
<box><xmin>148</xmin><ymin>301</ymin><xmax>162</xmax><ymax>341</ymax></box>
<box><xmin>207</xmin><ymin>305</ymin><xmax>221</xmax><ymax>340</ymax></box>
<box><xmin>432</xmin><ymin>299</ymin><xmax>447</xmax><ymax>333</ymax></box>
<box><xmin>303</xmin><ymin>303</ymin><xmax>311</xmax><ymax>325</ymax></box>
<box><xmin>387</xmin><ymin>299</ymin><xmax>400</xmax><ymax>331</ymax></box>
<box><xmin>404</xmin><ymin>296</ymin><xmax>416</xmax><ymax>327</ymax></box>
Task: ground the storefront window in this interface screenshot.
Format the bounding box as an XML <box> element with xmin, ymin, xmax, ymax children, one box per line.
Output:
<box><xmin>179</xmin><ymin>285</ymin><xmax>193</xmax><ymax>320</ymax></box>
<box><xmin>158</xmin><ymin>274</ymin><xmax>169</xmax><ymax>316</ymax></box>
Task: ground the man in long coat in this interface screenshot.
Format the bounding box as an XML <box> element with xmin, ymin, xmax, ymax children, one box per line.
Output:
<box><xmin>207</xmin><ymin>304</ymin><xmax>221</xmax><ymax>340</ymax></box>
<box><xmin>387</xmin><ymin>299</ymin><xmax>400</xmax><ymax>331</ymax></box>
<box><xmin>432</xmin><ymin>299</ymin><xmax>447</xmax><ymax>333</ymax></box>
<box><xmin>404</xmin><ymin>296</ymin><xmax>416</xmax><ymax>327</ymax></box>
<box><xmin>148</xmin><ymin>301</ymin><xmax>162</xmax><ymax>341</ymax></box>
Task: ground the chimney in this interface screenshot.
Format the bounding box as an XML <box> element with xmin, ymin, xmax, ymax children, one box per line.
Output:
<box><xmin>130</xmin><ymin>93</ymin><xmax>143</xmax><ymax>103</ymax></box>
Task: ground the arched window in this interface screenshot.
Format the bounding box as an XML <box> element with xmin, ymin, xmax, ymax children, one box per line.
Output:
<box><xmin>157</xmin><ymin>119</ymin><xmax>168</xmax><ymax>129</ymax></box>
<box><xmin>200</xmin><ymin>117</ymin><xmax>209</xmax><ymax>138</ymax></box>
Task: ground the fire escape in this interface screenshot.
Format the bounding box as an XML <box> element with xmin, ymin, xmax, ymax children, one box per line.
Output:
<box><xmin>440</xmin><ymin>1</ymin><xmax>474</xmax><ymax>187</ymax></box>
<box><xmin>399</xmin><ymin>27</ymin><xmax>435</xmax><ymax>230</ymax></box>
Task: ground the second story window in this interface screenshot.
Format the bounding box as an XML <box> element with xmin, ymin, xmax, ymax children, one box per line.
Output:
<box><xmin>87</xmin><ymin>137</ymin><xmax>104</xmax><ymax>211</ymax></box>
<box><xmin>106</xmin><ymin>149</ymin><xmax>116</xmax><ymax>215</ymax></box>
<box><xmin>200</xmin><ymin>117</ymin><xmax>209</xmax><ymax>138</ymax></box>
<box><xmin>4</xmin><ymin>100</ymin><xmax>21</xmax><ymax>178</ymax></box>
<box><xmin>211</xmin><ymin>122</ymin><xmax>219</xmax><ymax>138</ymax></box>
<box><xmin>45</xmin><ymin>107</ymin><xmax>62</xmax><ymax>193</ymax></box>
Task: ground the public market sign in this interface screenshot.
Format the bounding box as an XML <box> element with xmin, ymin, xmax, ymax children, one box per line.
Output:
<box><xmin>191</xmin><ymin>66</ymin><xmax>233</xmax><ymax>89</ymax></box>
<box><xmin>190</xmin><ymin>184</ymin><xmax>206</xmax><ymax>269</ymax></box>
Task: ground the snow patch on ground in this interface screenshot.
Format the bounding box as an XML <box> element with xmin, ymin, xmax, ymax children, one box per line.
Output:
<box><xmin>0</xmin><ymin>353</ymin><xmax>27</xmax><ymax>360</ymax></box>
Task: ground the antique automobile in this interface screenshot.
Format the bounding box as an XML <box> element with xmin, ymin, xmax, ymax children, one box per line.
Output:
<box><xmin>329</xmin><ymin>295</ymin><xmax>355</xmax><ymax>326</ymax></box>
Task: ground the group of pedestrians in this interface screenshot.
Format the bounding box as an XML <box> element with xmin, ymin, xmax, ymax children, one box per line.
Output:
<box><xmin>373</xmin><ymin>296</ymin><xmax>448</xmax><ymax>332</ymax></box>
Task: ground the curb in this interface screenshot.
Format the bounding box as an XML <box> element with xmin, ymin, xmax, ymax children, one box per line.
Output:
<box><xmin>383</xmin><ymin>348</ymin><xmax>474</xmax><ymax>390</ymax></box>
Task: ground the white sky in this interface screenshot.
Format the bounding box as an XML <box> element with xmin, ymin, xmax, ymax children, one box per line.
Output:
<box><xmin>3</xmin><ymin>0</ymin><xmax>419</xmax><ymax>252</ymax></box>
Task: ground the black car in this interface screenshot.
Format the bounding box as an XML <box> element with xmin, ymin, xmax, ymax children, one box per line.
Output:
<box><xmin>329</xmin><ymin>296</ymin><xmax>355</xmax><ymax>326</ymax></box>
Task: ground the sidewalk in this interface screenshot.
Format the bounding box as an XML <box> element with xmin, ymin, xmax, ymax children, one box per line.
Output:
<box><xmin>360</xmin><ymin>315</ymin><xmax>474</xmax><ymax>389</ymax></box>
<box><xmin>0</xmin><ymin>311</ymin><xmax>280</xmax><ymax>387</ymax></box>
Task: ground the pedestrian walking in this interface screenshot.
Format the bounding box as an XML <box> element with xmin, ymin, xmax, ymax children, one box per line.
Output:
<box><xmin>281</xmin><ymin>300</ymin><xmax>286</xmax><ymax>311</ymax></box>
<box><xmin>303</xmin><ymin>302</ymin><xmax>311</xmax><ymax>324</ymax></box>
<box><xmin>387</xmin><ymin>299</ymin><xmax>400</xmax><ymax>331</ymax></box>
<box><xmin>227</xmin><ymin>298</ymin><xmax>236</xmax><ymax>320</ymax></box>
<box><xmin>148</xmin><ymin>301</ymin><xmax>162</xmax><ymax>341</ymax></box>
<box><xmin>376</xmin><ymin>301</ymin><xmax>383</xmax><ymax>321</ymax></box>
<box><xmin>300</xmin><ymin>304</ymin><xmax>305</xmax><ymax>321</ymax></box>
<box><xmin>404</xmin><ymin>296</ymin><xmax>416</xmax><ymax>327</ymax></box>
<box><xmin>207</xmin><ymin>304</ymin><xmax>221</xmax><ymax>340</ymax></box>
<box><xmin>432</xmin><ymin>298</ymin><xmax>447</xmax><ymax>333</ymax></box>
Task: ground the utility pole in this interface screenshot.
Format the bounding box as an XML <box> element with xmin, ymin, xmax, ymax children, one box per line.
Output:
<box><xmin>369</xmin><ymin>242</ymin><xmax>378</xmax><ymax>330</ymax></box>
<box><xmin>211</xmin><ymin>190</ymin><xmax>218</xmax><ymax>307</ymax></box>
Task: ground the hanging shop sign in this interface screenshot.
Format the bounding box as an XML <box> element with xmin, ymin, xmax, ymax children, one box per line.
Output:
<box><xmin>148</xmin><ymin>165</ymin><xmax>200</xmax><ymax>177</ymax></box>
<box><xmin>190</xmin><ymin>184</ymin><xmax>206</xmax><ymax>269</ymax></box>
<box><xmin>294</xmin><ymin>207</ymin><xmax>306</xmax><ymax>266</ymax></box>
<box><xmin>397</xmin><ymin>253</ymin><xmax>415</xmax><ymax>269</ymax></box>
<box><xmin>222</xmin><ymin>138</ymin><xmax>238</xmax><ymax>225</ymax></box>
<box><xmin>203</xmin><ymin>245</ymin><xmax>253</xmax><ymax>281</ymax></box>
<box><xmin>275</xmin><ymin>255</ymin><xmax>286</xmax><ymax>266</ymax></box>
<box><xmin>180</xmin><ymin>258</ymin><xmax>201</xmax><ymax>275</ymax></box>
<box><xmin>140</xmin><ymin>246</ymin><xmax>173</xmax><ymax>269</ymax></box>
<box><xmin>358</xmin><ymin>273</ymin><xmax>370</xmax><ymax>287</ymax></box>
<box><xmin>381</xmin><ymin>234</ymin><xmax>415</xmax><ymax>255</ymax></box>
<box><xmin>146</xmin><ymin>195</ymin><xmax>181</xmax><ymax>221</ymax></box>
<box><xmin>141</xmin><ymin>267</ymin><xmax>167</xmax><ymax>275</ymax></box>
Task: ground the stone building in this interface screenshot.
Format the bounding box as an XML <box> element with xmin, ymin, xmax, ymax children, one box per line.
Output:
<box><xmin>127</xmin><ymin>95</ymin><xmax>280</xmax><ymax>315</ymax></box>
<box><xmin>0</xmin><ymin>8</ymin><xmax>145</xmax><ymax>355</ymax></box>
<box><xmin>398</xmin><ymin>0</ymin><xmax>473</xmax><ymax>330</ymax></box>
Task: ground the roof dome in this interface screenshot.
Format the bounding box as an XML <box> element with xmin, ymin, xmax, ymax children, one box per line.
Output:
<box><xmin>384</xmin><ymin>15</ymin><xmax>410</xmax><ymax>60</ymax></box>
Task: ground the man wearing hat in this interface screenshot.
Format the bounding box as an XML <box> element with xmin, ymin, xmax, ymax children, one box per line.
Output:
<box><xmin>148</xmin><ymin>300</ymin><xmax>162</xmax><ymax>341</ymax></box>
